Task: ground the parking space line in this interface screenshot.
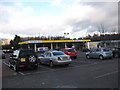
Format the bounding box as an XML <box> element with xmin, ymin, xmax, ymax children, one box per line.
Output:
<box><xmin>18</xmin><ymin>72</ymin><xmax>25</xmax><ymax>75</ymax></box>
<box><xmin>94</xmin><ymin>71</ymin><xmax>118</xmax><ymax>79</ymax></box>
<box><xmin>2</xmin><ymin>61</ymin><xmax>9</xmax><ymax>66</ymax></box>
<box><xmin>38</xmin><ymin>65</ymin><xmax>55</xmax><ymax>71</ymax></box>
<box><xmin>21</xmin><ymin>70</ymin><xmax>56</xmax><ymax>76</ymax></box>
<box><xmin>18</xmin><ymin>61</ymin><xmax>117</xmax><ymax>76</ymax></box>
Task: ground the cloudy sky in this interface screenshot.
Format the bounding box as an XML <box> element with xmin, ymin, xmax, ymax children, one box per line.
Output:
<box><xmin>0</xmin><ymin>0</ymin><xmax>118</xmax><ymax>39</ymax></box>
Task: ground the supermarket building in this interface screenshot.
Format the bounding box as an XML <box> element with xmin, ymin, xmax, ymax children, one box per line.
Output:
<box><xmin>18</xmin><ymin>39</ymin><xmax>91</xmax><ymax>51</ymax></box>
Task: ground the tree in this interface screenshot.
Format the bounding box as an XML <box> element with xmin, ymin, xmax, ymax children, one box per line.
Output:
<box><xmin>97</xmin><ymin>24</ymin><xmax>106</xmax><ymax>35</ymax></box>
<box><xmin>11</xmin><ymin>35</ymin><xmax>21</xmax><ymax>50</ymax></box>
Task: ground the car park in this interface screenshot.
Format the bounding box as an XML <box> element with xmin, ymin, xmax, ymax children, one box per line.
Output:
<box><xmin>61</xmin><ymin>48</ymin><xmax>77</xmax><ymax>59</ymax></box>
<box><xmin>0</xmin><ymin>50</ymin><xmax>5</xmax><ymax>59</ymax></box>
<box><xmin>38</xmin><ymin>51</ymin><xmax>72</xmax><ymax>68</ymax></box>
<box><xmin>8</xmin><ymin>49</ymin><xmax>38</xmax><ymax>72</ymax></box>
<box><xmin>86</xmin><ymin>48</ymin><xmax>113</xmax><ymax>60</ymax></box>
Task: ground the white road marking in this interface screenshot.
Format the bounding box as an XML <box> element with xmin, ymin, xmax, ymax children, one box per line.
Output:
<box><xmin>2</xmin><ymin>58</ymin><xmax>118</xmax><ymax>76</ymax></box>
<box><xmin>18</xmin><ymin>72</ymin><xmax>25</xmax><ymax>75</ymax></box>
<box><xmin>38</xmin><ymin>65</ymin><xmax>55</xmax><ymax>71</ymax></box>
<box><xmin>19</xmin><ymin>62</ymin><xmax>108</xmax><ymax>76</ymax></box>
<box><xmin>22</xmin><ymin>70</ymin><xmax>56</xmax><ymax>76</ymax></box>
<box><xmin>2</xmin><ymin>62</ymin><xmax>9</xmax><ymax>66</ymax></box>
<box><xmin>94</xmin><ymin>71</ymin><xmax>118</xmax><ymax>79</ymax></box>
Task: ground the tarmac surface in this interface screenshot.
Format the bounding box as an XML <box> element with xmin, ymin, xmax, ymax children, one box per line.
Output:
<box><xmin>1</xmin><ymin>51</ymin><xmax>119</xmax><ymax>88</ymax></box>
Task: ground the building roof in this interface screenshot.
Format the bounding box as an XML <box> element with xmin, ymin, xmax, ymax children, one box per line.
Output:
<box><xmin>18</xmin><ymin>39</ymin><xmax>91</xmax><ymax>44</ymax></box>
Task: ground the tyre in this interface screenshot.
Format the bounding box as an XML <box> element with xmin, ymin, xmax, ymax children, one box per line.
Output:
<box><xmin>8</xmin><ymin>61</ymin><xmax>12</xmax><ymax>68</ymax></box>
<box><xmin>13</xmin><ymin>63</ymin><xmax>19</xmax><ymax>72</ymax></box>
<box><xmin>65</xmin><ymin>64</ymin><xmax>69</xmax><ymax>66</ymax></box>
<box><xmin>49</xmin><ymin>61</ymin><xmax>54</xmax><ymax>68</ymax></box>
<box><xmin>99</xmin><ymin>55</ymin><xmax>104</xmax><ymax>60</ymax></box>
<box><xmin>114</xmin><ymin>54</ymin><xmax>118</xmax><ymax>58</ymax></box>
<box><xmin>33</xmin><ymin>65</ymin><xmax>38</xmax><ymax>70</ymax></box>
<box><xmin>29</xmin><ymin>55</ymin><xmax>36</xmax><ymax>63</ymax></box>
<box><xmin>86</xmin><ymin>55</ymin><xmax>90</xmax><ymax>59</ymax></box>
<box><xmin>109</xmin><ymin>57</ymin><xmax>112</xmax><ymax>59</ymax></box>
<box><xmin>39</xmin><ymin>59</ymin><xmax>42</xmax><ymax>65</ymax></box>
<box><xmin>74</xmin><ymin>56</ymin><xmax>77</xmax><ymax>59</ymax></box>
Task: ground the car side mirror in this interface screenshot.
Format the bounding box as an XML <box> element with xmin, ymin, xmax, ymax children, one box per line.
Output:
<box><xmin>10</xmin><ymin>54</ymin><xmax>16</xmax><ymax>57</ymax></box>
<box><xmin>40</xmin><ymin>54</ymin><xmax>44</xmax><ymax>57</ymax></box>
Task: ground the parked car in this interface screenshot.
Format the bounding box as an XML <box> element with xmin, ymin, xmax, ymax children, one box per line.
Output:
<box><xmin>0</xmin><ymin>50</ymin><xmax>5</xmax><ymax>59</ymax></box>
<box><xmin>109</xmin><ymin>47</ymin><xmax>120</xmax><ymax>58</ymax></box>
<box><xmin>38</xmin><ymin>51</ymin><xmax>72</xmax><ymax>68</ymax></box>
<box><xmin>37</xmin><ymin>47</ymin><xmax>48</xmax><ymax>53</ymax></box>
<box><xmin>86</xmin><ymin>48</ymin><xmax>113</xmax><ymax>60</ymax></box>
<box><xmin>8</xmin><ymin>49</ymin><xmax>38</xmax><ymax>72</ymax></box>
<box><xmin>61</xmin><ymin>48</ymin><xmax>77</xmax><ymax>59</ymax></box>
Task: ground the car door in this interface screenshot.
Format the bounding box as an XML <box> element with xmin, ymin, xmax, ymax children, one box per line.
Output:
<box><xmin>89</xmin><ymin>49</ymin><xmax>96</xmax><ymax>58</ymax></box>
<box><xmin>40</xmin><ymin>52</ymin><xmax>48</xmax><ymax>64</ymax></box>
<box><xmin>95</xmin><ymin>48</ymin><xmax>101</xmax><ymax>58</ymax></box>
<box><xmin>45</xmin><ymin>52</ymin><xmax>52</xmax><ymax>65</ymax></box>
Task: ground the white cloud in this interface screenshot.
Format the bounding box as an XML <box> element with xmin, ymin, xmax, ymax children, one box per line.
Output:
<box><xmin>0</xmin><ymin>1</ymin><xmax>118</xmax><ymax>39</ymax></box>
<box><xmin>51</xmin><ymin>0</ymin><xmax>63</xmax><ymax>6</ymax></box>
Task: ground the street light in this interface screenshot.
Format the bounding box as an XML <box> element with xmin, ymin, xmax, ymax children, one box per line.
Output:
<box><xmin>64</xmin><ymin>33</ymin><xmax>69</xmax><ymax>39</ymax></box>
<box><xmin>64</xmin><ymin>32</ymin><xmax>69</xmax><ymax>48</ymax></box>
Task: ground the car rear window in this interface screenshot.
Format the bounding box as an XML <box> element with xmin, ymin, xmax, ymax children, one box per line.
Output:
<box><xmin>19</xmin><ymin>50</ymin><xmax>36</xmax><ymax>56</ymax></box>
<box><xmin>68</xmin><ymin>49</ymin><xmax>76</xmax><ymax>52</ymax></box>
<box><xmin>53</xmin><ymin>52</ymin><xmax>65</xmax><ymax>56</ymax></box>
<box><xmin>102</xmin><ymin>49</ymin><xmax>111</xmax><ymax>52</ymax></box>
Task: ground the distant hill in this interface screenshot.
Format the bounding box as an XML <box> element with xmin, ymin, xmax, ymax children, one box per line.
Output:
<box><xmin>0</xmin><ymin>38</ymin><xmax>10</xmax><ymax>45</ymax></box>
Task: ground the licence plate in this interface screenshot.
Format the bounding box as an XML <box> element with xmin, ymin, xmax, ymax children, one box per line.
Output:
<box><xmin>21</xmin><ymin>58</ymin><xmax>26</xmax><ymax>62</ymax></box>
<box><xmin>62</xmin><ymin>57</ymin><xmax>68</xmax><ymax>59</ymax></box>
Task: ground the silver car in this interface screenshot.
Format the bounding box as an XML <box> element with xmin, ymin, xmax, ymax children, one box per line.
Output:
<box><xmin>38</xmin><ymin>51</ymin><xmax>72</xmax><ymax>67</ymax></box>
<box><xmin>86</xmin><ymin>48</ymin><xmax>113</xmax><ymax>60</ymax></box>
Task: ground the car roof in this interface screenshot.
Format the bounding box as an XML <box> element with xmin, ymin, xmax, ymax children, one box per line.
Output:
<box><xmin>48</xmin><ymin>51</ymin><xmax>62</xmax><ymax>53</ymax></box>
<box><xmin>64</xmin><ymin>48</ymin><xmax>74</xmax><ymax>50</ymax></box>
<box><xmin>15</xmin><ymin>49</ymin><xmax>34</xmax><ymax>51</ymax></box>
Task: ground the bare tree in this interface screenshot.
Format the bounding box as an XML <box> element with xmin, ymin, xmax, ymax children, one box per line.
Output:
<box><xmin>97</xmin><ymin>24</ymin><xmax>106</xmax><ymax>35</ymax></box>
<box><xmin>111</xmin><ymin>28</ymin><xmax>117</xmax><ymax>34</ymax></box>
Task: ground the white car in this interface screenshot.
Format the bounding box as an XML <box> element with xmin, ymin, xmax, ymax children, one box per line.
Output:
<box><xmin>38</xmin><ymin>51</ymin><xmax>72</xmax><ymax>68</ymax></box>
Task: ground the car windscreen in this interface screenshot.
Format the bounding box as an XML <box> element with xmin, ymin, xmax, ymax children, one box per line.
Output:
<box><xmin>53</xmin><ymin>52</ymin><xmax>65</xmax><ymax>56</ymax></box>
<box><xmin>68</xmin><ymin>49</ymin><xmax>76</xmax><ymax>52</ymax></box>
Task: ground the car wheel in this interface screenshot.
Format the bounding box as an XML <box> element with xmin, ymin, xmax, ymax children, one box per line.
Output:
<box><xmin>8</xmin><ymin>61</ymin><xmax>12</xmax><ymax>68</ymax></box>
<box><xmin>114</xmin><ymin>54</ymin><xmax>118</xmax><ymax>58</ymax></box>
<box><xmin>13</xmin><ymin>63</ymin><xmax>19</xmax><ymax>72</ymax></box>
<box><xmin>33</xmin><ymin>66</ymin><xmax>38</xmax><ymax>70</ymax></box>
<box><xmin>74</xmin><ymin>56</ymin><xmax>77</xmax><ymax>59</ymax></box>
<box><xmin>99</xmin><ymin>55</ymin><xmax>104</xmax><ymax>60</ymax></box>
<box><xmin>86</xmin><ymin>55</ymin><xmax>90</xmax><ymax>59</ymax></box>
<box><xmin>65</xmin><ymin>64</ymin><xmax>69</xmax><ymax>66</ymax></box>
<box><xmin>29</xmin><ymin>55</ymin><xmax>36</xmax><ymax>63</ymax></box>
<box><xmin>39</xmin><ymin>59</ymin><xmax>42</xmax><ymax>65</ymax></box>
<box><xmin>49</xmin><ymin>61</ymin><xmax>54</xmax><ymax>68</ymax></box>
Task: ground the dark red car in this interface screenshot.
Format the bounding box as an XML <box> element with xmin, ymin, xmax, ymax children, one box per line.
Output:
<box><xmin>62</xmin><ymin>48</ymin><xmax>77</xmax><ymax>59</ymax></box>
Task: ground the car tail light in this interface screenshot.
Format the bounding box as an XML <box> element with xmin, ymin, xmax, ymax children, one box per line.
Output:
<box><xmin>58</xmin><ymin>57</ymin><xmax>61</xmax><ymax>60</ymax></box>
<box><xmin>102</xmin><ymin>49</ymin><xmax>106</xmax><ymax>52</ymax></box>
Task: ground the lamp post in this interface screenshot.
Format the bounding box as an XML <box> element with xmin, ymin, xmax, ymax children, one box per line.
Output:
<box><xmin>64</xmin><ymin>33</ymin><xmax>69</xmax><ymax>39</ymax></box>
<box><xmin>64</xmin><ymin>33</ymin><xmax>69</xmax><ymax>48</ymax></box>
